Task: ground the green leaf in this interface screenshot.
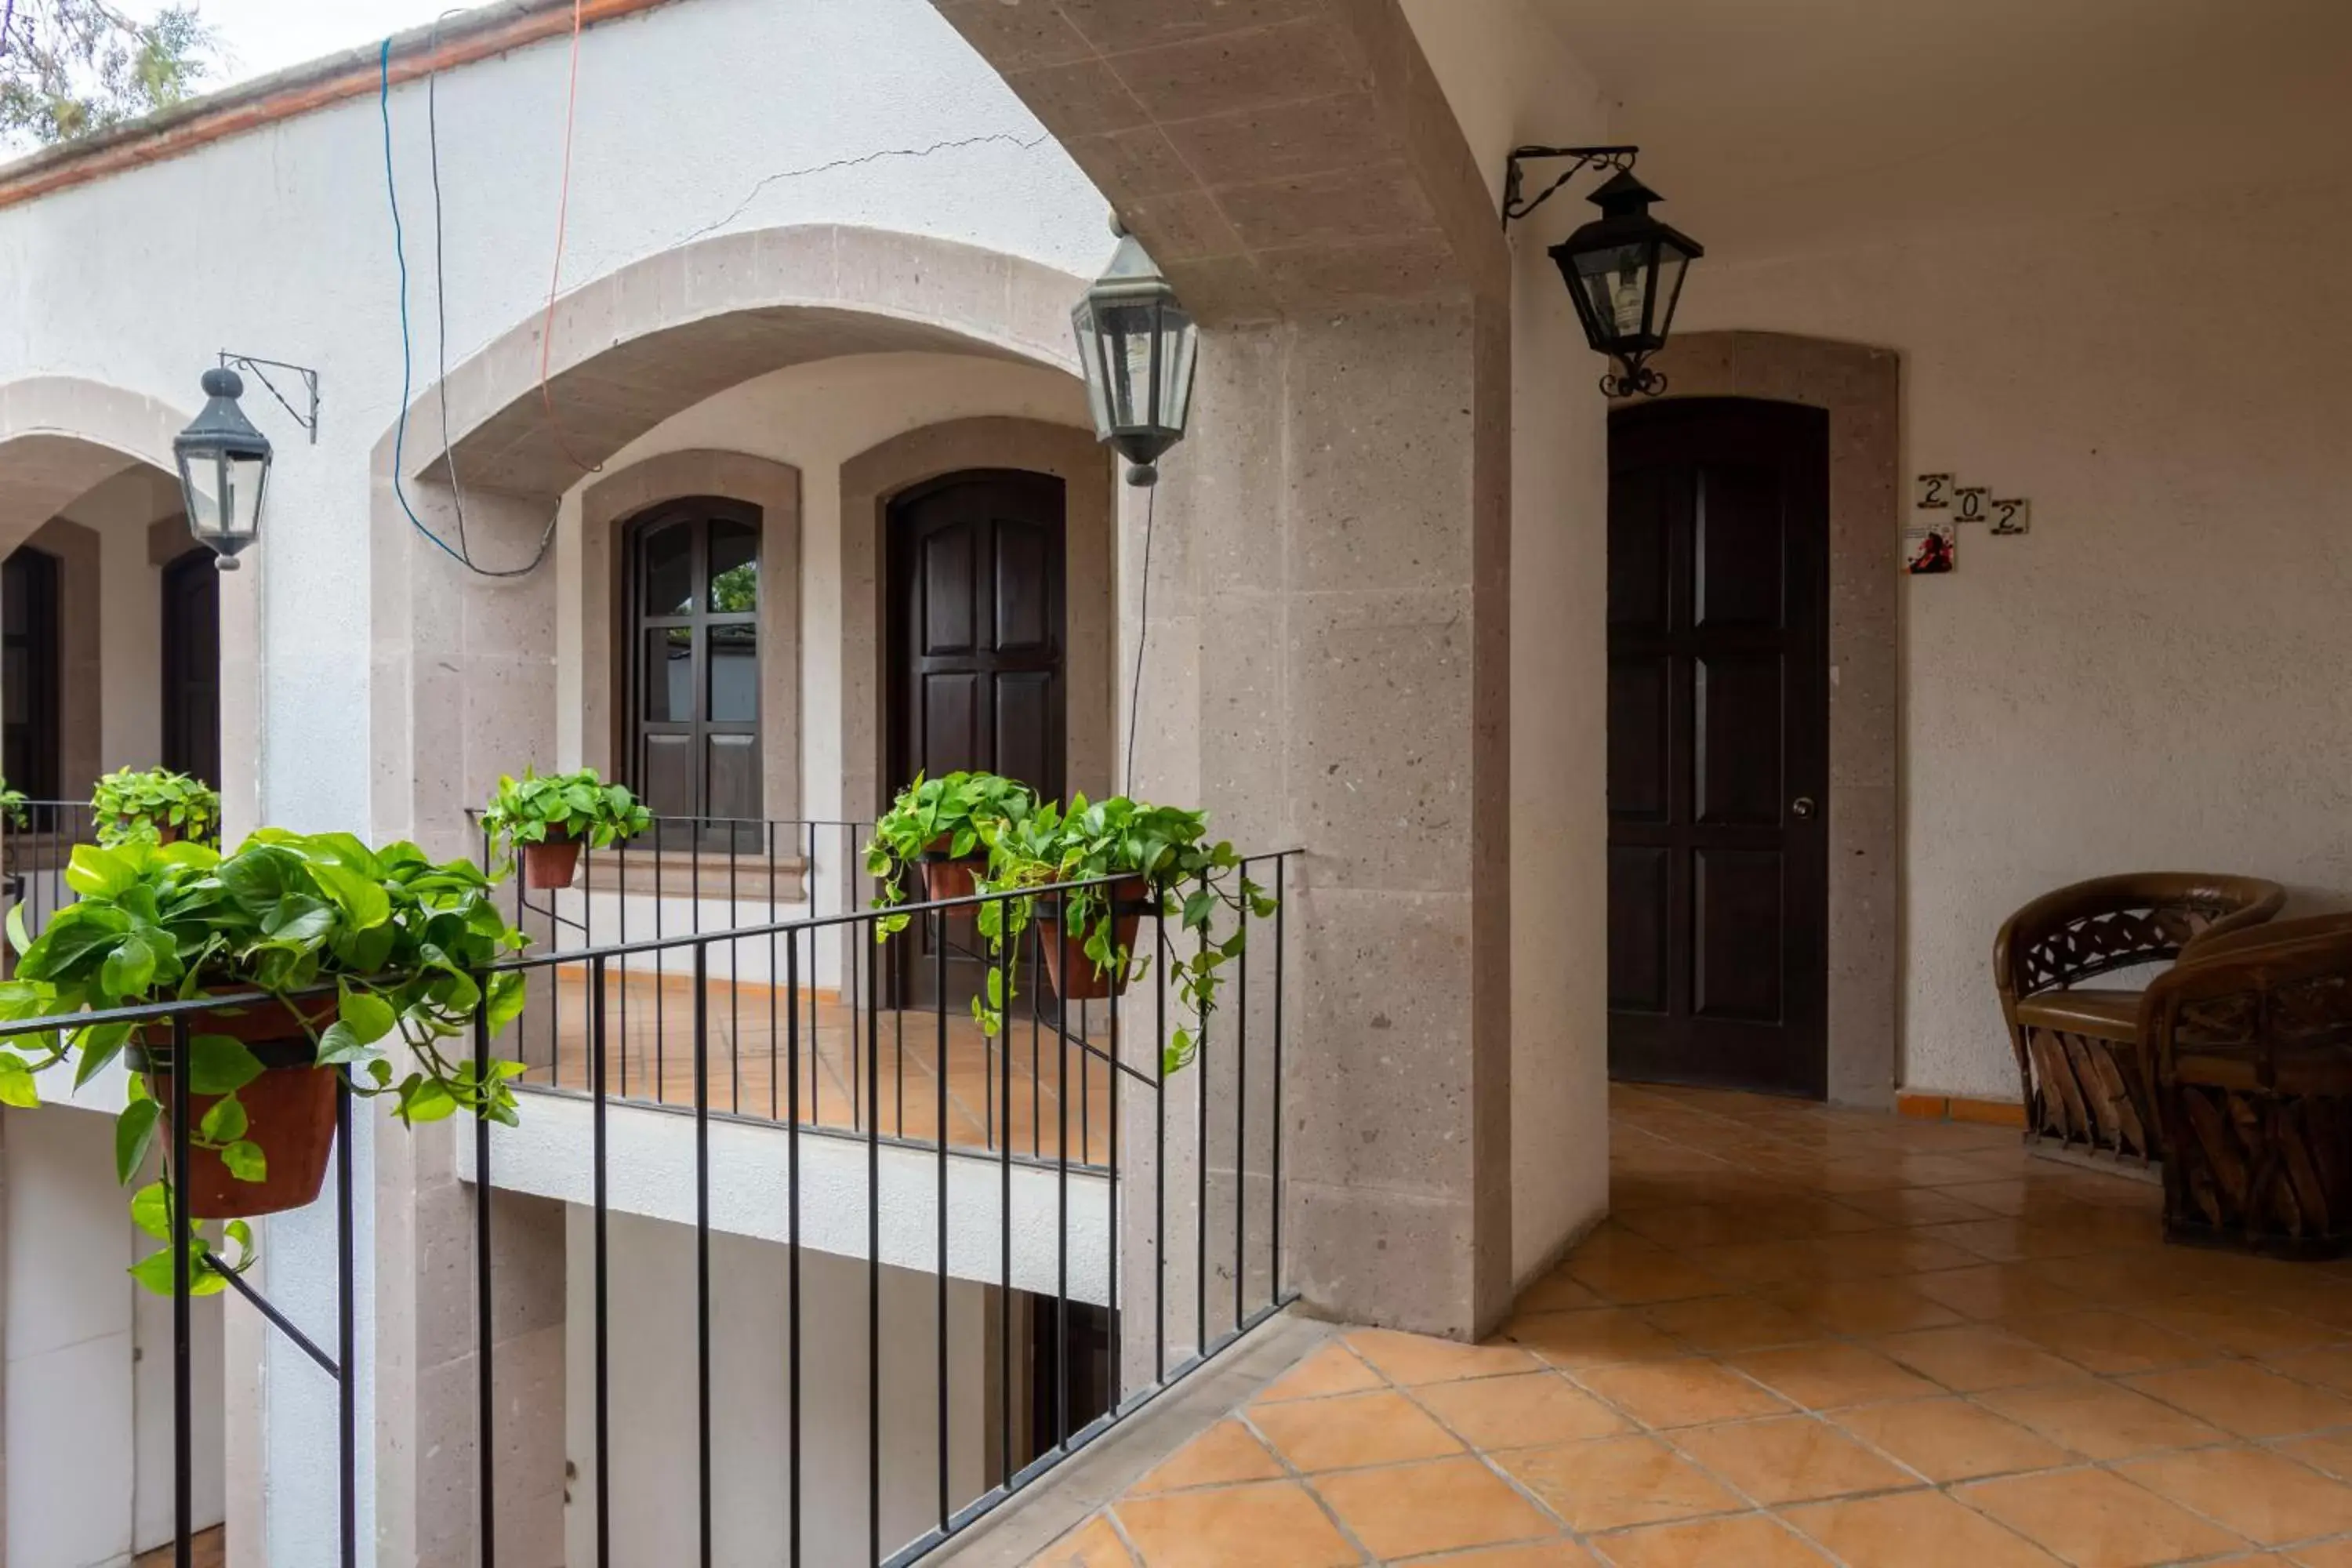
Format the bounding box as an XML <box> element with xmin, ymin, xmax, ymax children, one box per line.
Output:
<box><xmin>400</xmin><ymin>1076</ymin><xmax>458</xmax><ymax>1124</ymax></box>
<box><xmin>129</xmin><ymin>1180</ymin><xmax>172</xmax><ymax>1240</ymax></box>
<box><xmin>310</xmin><ymin>862</ymin><xmax>392</xmax><ymax>929</ymax></box>
<box><xmin>72</xmin><ymin>1020</ymin><xmax>136</xmax><ymax>1086</ymax></box>
<box><xmin>221</xmin><ymin>1141</ymin><xmax>267</xmax><ymax>1183</ymax></box>
<box><xmin>129</xmin><ymin>1249</ymin><xmax>179</xmax><ymax>1294</ymax></box>
<box><xmin>185</xmin><ymin>1033</ymin><xmax>264</xmax><ymax>1096</ymax></box>
<box><xmin>337</xmin><ymin>989</ymin><xmax>397</xmax><ymax>1044</ymax></box>
<box><xmin>99</xmin><ymin>931</ymin><xmax>159</xmax><ymax>999</ymax></box>
<box><xmin>116</xmin><ymin>1100</ymin><xmax>161</xmax><ymax>1184</ymax></box>
<box><xmin>314</xmin><ymin>1022</ymin><xmax>376</xmax><ymax>1068</ymax></box>
<box><xmin>198</xmin><ymin>1094</ymin><xmax>248</xmax><ymax>1144</ymax></box>
<box><xmin>0</xmin><ymin>1052</ymin><xmax>38</xmax><ymax>1109</ymax></box>
<box><xmin>64</xmin><ymin>844</ymin><xmax>140</xmax><ymax>898</ymax></box>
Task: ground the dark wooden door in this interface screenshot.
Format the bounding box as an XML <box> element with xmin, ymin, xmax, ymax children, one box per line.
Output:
<box><xmin>887</xmin><ymin>472</ymin><xmax>1066</xmax><ymax>1009</ymax></box>
<box><xmin>2</xmin><ymin>546</ymin><xmax>60</xmax><ymax>799</ymax></box>
<box><xmin>161</xmin><ymin>549</ymin><xmax>221</xmax><ymax>786</ymax></box>
<box><xmin>1607</xmin><ymin>399</ymin><xmax>1830</xmax><ymax>1098</ymax></box>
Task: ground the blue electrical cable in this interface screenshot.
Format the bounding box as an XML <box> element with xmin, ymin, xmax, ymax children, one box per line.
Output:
<box><xmin>381</xmin><ymin>38</ymin><xmax>554</xmax><ymax>577</ymax></box>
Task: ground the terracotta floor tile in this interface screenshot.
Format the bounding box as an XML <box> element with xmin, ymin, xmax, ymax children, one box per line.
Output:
<box><xmin>2123</xmin><ymin>1363</ymin><xmax>2352</xmax><ymax>1439</ymax></box>
<box><xmin>2270</xmin><ymin>1347</ymin><xmax>2352</xmax><ymax>1399</ymax></box>
<box><xmin>1398</xmin><ymin>1542</ymin><xmax>1598</xmax><ymax>1566</ymax></box>
<box><xmin>1311</xmin><ymin>1456</ymin><xmax>1557</xmax><ymax>1559</ymax></box>
<box><xmin>1346</xmin><ymin>1328</ymin><xmax>1542</xmax><ymax>1386</ymax></box>
<box><xmin>1830</xmin><ymin>1397</ymin><xmax>2075</xmax><ymax>1482</ymax></box>
<box><xmin>1762</xmin><ymin>1278</ymin><xmax>1965</xmax><ymax>1336</ymax></box>
<box><xmin>1253</xmin><ymin>1342</ymin><xmax>1386</xmax><ymax>1404</ymax></box>
<box><xmin>1976</xmin><ymin>1377</ymin><xmax>2228</xmax><ymax>1460</ymax></box>
<box><xmin>1907</xmin><ymin>1263</ymin><xmax>2082</xmax><ymax>1321</ymax></box>
<box><xmin>1809</xmin><ymin>1230</ymin><xmax>1987</xmax><ymax>1279</ymax></box>
<box><xmin>1588</xmin><ymin>1512</ymin><xmax>1832</xmax><ymax>1566</ymax></box>
<box><xmin>1726</xmin><ymin>1343</ymin><xmax>1943</xmax><ymax>1410</ymax></box>
<box><xmin>1958</xmin><ymin>1465</ymin><xmax>2249</xmax><ymax>1566</ymax></box>
<box><xmin>1502</xmin><ymin>1308</ymin><xmax>1684</xmax><ymax>1369</ymax></box>
<box><xmin>1414</xmin><ymin>1370</ymin><xmax>1630</xmax><ymax>1450</ymax></box>
<box><xmin>1032</xmin><ymin>1515</ymin><xmax>1133</xmax><ymax>1566</ymax></box>
<box><xmin>1641</xmin><ymin>1295</ymin><xmax>1817</xmax><ymax>1354</ymax></box>
<box><xmin>1574</xmin><ymin>1359</ymin><xmax>1791</xmax><ymax>1428</ymax></box>
<box><xmin>1113</xmin><ymin>1480</ymin><xmax>1363</xmax><ymax>1568</ymax></box>
<box><xmin>1566</xmin><ymin>1248</ymin><xmax>1729</xmax><ymax>1306</ymax></box>
<box><xmin>2137</xmin><ymin>1298</ymin><xmax>2347</xmax><ymax>1359</ymax></box>
<box><xmin>1248</xmin><ymin>1388</ymin><xmax>1465</xmax><ymax>1472</ymax></box>
<box><xmin>2114</xmin><ymin>1445</ymin><xmax>2352</xmax><ymax>1545</ymax></box>
<box><xmin>1871</xmin><ymin>1325</ymin><xmax>2086</xmax><ymax>1392</ymax></box>
<box><xmin>1836</xmin><ymin>1188</ymin><xmax>2001</xmax><ymax>1226</ymax></box>
<box><xmin>2001</xmin><ymin>1308</ymin><xmax>2212</xmax><ymax>1374</ymax></box>
<box><xmin>1915</xmin><ymin>1218</ymin><xmax>2105</xmax><ymax>1263</ymax></box>
<box><xmin>1132</xmin><ymin>1420</ymin><xmax>1287</xmax><ymax>1494</ymax></box>
<box><xmin>2289</xmin><ymin>1541</ymin><xmax>2352</xmax><ymax>1566</ymax></box>
<box><xmin>1667</xmin><ymin>1414</ymin><xmax>1915</xmax><ymax>1504</ymax></box>
<box><xmin>1617</xmin><ymin>1204</ymin><xmax>1789</xmax><ymax>1250</ymax></box>
<box><xmin>1784</xmin><ymin>1489</ymin><xmax>2065</xmax><ymax>1566</ymax></box>
<box><xmin>1690</xmin><ymin>1240</ymin><xmax>1837</xmax><ymax>1288</ymax></box>
<box><xmin>1516</xmin><ymin>1268</ymin><xmax>1609</xmax><ymax>1315</ymax></box>
<box><xmin>1494</xmin><ymin>1436</ymin><xmax>1744</xmax><ymax>1533</ymax></box>
<box><xmin>2280</xmin><ymin>1431</ymin><xmax>2352</xmax><ymax>1482</ymax></box>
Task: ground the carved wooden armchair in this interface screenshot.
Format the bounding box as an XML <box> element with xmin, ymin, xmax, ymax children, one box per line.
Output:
<box><xmin>1994</xmin><ymin>873</ymin><xmax>2284</xmax><ymax>1164</ymax></box>
<box><xmin>2144</xmin><ymin>913</ymin><xmax>2352</xmax><ymax>1257</ymax></box>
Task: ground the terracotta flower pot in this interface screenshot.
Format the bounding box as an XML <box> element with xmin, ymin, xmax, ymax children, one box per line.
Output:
<box><xmin>116</xmin><ymin>815</ymin><xmax>180</xmax><ymax>845</ymax></box>
<box><xmin>1036</xmin><ymin>877</ymin><xmax>1152</xmax><ymax>1001</ymax></box>
<box><xmin>916</xmin><ymin>834</ymin><xmax>986</xmax><ymax>902</ymax></box>
<box><xmin>137</xmin><ymin>996</ymin><xmax>341</xmax><ymax>1220</ymax></box>
<box><xmin>521</xmin><ymin>829</ymin><xmax>583</xmax><ymax>891</ymax></box>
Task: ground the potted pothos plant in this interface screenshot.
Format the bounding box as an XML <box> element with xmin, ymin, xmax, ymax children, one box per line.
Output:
<box><xmin>0</xmin><ymin>778</ymin><xmax>27</xmax><ymax>832</ymax></box>
<box><xmin>0</xmin><ymin>831</ymin><xmax>528</xmax><ymax>1294</ymax></box>
<box><xmin>866</xmin><ymin>771</ymin><xmax>1040</xmax><ymax>909</ymax></box>
<box><xmin>481</xmin><ymin>768</ymin><xmax>652</xmax><ymax>890</ymax></box>
<box><xmin>93</xmin><ymin>766</ymin><xmax>220</xmax><ymax>848</ymax></box>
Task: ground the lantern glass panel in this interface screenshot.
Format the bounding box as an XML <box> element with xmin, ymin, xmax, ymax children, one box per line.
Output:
<box><xmin>1100</xmin><ymin>300</ymin><xmax>1160</xmax><ymax>431</ymax></box>
<box><xmin>177</xmin><ymin>450</ymin><xmax>227</xmax><ymax>541</ymax></box>
<box><xmin>1649</xmin><ymin>243</ymin><xmax>1693</xmax><ymax>340</ymax></box>
<box><xmin>1571</xmin><ymin>241</ymin><xmax>1655</xmax><ymax>348</ymax></box>
<box><xmin>1156</xmin><ymin>304</ymin><xmax>1197</xmax><ymax>437</ymax></box>
<box><xmin>1073</xmin><ymin>301</ymin><xmax>1115</xmax><ymax>440</ymax></box>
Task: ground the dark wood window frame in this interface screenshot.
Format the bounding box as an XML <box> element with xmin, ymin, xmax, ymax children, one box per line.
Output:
<box><xmin>3</xmin><ymin>545</ymin><xmax>62</xmax><ymax>800</ymax></box>
<box><xmin>622</xmin><ymin>498</ymin><xmax>764</xmax><ymax>830</ymax></box>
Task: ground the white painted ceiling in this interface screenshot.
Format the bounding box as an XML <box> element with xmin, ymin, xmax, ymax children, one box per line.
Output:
<box><xmin>1524</xmin><ymin>0</ymin><xmax>2352</xmax><ymax>258</ymax></box>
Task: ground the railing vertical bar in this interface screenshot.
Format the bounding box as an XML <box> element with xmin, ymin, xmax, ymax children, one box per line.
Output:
<box><xmin>1235</xmin><ymin>866</ymin><xmax>1249</xmax><ymax>1334</ymax></box>
<box><xmin>172</xmin><ymin>1009</ymin><xmax>192</xmax><ymax>1568</ymax></box>
<box><xmin>935</xmin><ymin>906</ymin><xmax>951</xmax><ymax>1533</ymax></box>
<box><xmin>866</xmin><ymin>927</ymin><xmax>882</xmax><ymax>1565</ymax></box>
<box><xmin>1154</xmin><ymin>903</ymin><xmax>1167</xmax><ymax>1384</ymax></box>
<box><xmin>1055</xmin><ymin>913</ymin><xmax>1070</xmax><ymax>1451</ymax></box>
<box><xmin>1272</xmin><ymin>858</ymin><xmax>1287</xmax><ymax>1295</ymax></box>
<box><xmin>474</xmin><ymin>998</ymin><xmax>497</xmax><ymax>1568</ymax></box>
<box><xmin>1196</xmin><ymin>873</ymin><xmax>1209</xmax><ymax>1359</ymax></box>
<box><xmin>1029</xmin><ymin>931</ymin><xmax>1041</xmax><ymax>1160</ymax></box>
<box><xmin>786</xmin><ymin>931</ymin><xmax>803</xmax><ymax>1565</ymax></box>
<box><xmin>592</xmin><ymin>954</ymin><xmax>612</xmax><ymax>1567</ymax></box>
<box><xmin>729</xmin><ymin>833</ymin><xmax>741</xmax><ymax>1115</ymax></box>
<box><xmin>338</xmin><ymin>1068</ymin><xmax>358</xmax><ymax>1568</ymax></box>
<box><xmin>617</xmin><ymin>836</ymin><xmax>630</xmax><ymax>1101</ymax></box>
<box><xmin>770</xmin><ymin>827</ymin><xmax>781</xmax><ymax>1122</ymax></box>
<box><xmin>808</xmin><ymin>822</ymin><xmax>820</xmax><ymax>1127</ymax></box>
<box><xmin>693</xmin><ymin>942</ymin><xmax>713</xmax><ymax>1568</ymax></box>
<box><xmin>1108</xmin><ymin>914</ymin><xmax>1121</xmax><ymax>1405</ymax></box>
<box><xmin>996</xmin><ymin>907</ymin><xmax>1014</xmax><ymax>1485</ymax></box>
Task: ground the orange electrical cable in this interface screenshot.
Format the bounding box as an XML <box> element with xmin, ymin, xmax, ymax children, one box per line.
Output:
<box><xmin>536</xmin><ymin>0</ymin><xmax>603</xmax><ymax>476</ymax></box>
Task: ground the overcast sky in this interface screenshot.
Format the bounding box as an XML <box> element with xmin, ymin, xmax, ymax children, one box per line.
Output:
<box><xmin>195</xmin><ymin>0</ymin><xmax>465</xmax><ymax>84</ymax></box>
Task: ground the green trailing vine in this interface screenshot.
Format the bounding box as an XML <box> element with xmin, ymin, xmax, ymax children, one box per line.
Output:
<box><xmin>0</xmin><ymin>831</ymin><xmax>529</xmax><ymax>1294</ymax></box>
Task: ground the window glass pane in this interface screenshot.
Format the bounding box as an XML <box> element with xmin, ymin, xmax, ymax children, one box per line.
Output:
<box><xmin>708</xmin><ymin>520</ymin><xmax>759</xmax><ymax>613</ymax></box>
<box><xmin>709</xmin><ymin>624</ymin><xmax>757</xmax><ymax>722</ymax></box>
<box><xmin>640</xmin><ymin>522</ymin><xmax>693</xmax><ymax>616</ymax></box>
<box><xmin>643</xmin><ymin>626</ymin><xmax>693</xmax><ymax>722</ymax></box>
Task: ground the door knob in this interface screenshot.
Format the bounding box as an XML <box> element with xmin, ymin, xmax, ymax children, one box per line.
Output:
<box><xmin>1791</xmin><ymin>797</ymin><xmax>1817</xmax><ymax>819</ymax></box>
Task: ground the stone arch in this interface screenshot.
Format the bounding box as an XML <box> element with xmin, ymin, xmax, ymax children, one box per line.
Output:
<box><xmin>839</xmin><ymin>417</ymin><xmax>1114</xmax><ymax>822</ymax></box>
<box><xmin>1631</xmin><ymin>329</ymin><xmax>1904</xmax><ymax>1105</ymax></box>
<box><xmin>579</xmin><ymin>450</ymin><xmax>802</xmax><ymax>820</ymax></box>
<box><xmin>0</xmin><ymin>376</ymin><xmax>188</xmax><ymax>557</ymax></box>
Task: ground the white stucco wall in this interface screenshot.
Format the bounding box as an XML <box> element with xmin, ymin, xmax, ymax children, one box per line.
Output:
<box><xmin>1682</xmin><ymin>173</ymin><xmax>2352</xmax><ymax>1099</ymax></box>
<box><xmin>1403</xmin><ymin>0</ymin><xmax>1616</xmax><ymax>1284</ymax></box>
<box><xmin>562</xmin><ymin>1207</ymin><xmax>991</xmax><ymax>1567</ymax></box>
<box><xmin>2</xmin><ymin>1105</ymin><xmax>224</xmax><ymax>1567</ymax></box>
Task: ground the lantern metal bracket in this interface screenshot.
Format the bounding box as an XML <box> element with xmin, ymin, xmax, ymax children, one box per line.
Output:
<box><xmin>1501</xmin><ymin>144</ymin><xmax>1640</xmax><ymax>229</ymax></box>
<box><xmin>217</xmin><ymin>351</ymin><xmax>320</xmax><ymax>445</ymax></box>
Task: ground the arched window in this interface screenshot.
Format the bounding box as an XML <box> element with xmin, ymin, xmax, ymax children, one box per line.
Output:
<box><xmin>626</xmin><ymin>499</ymin><xmax>761</xmax><ymax>823</ymax></box>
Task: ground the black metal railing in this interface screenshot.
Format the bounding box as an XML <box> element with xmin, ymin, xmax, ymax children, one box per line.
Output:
<box><xmin>97</xmin><ymin>851</ymin><xmax>1295</xmax><ymax>1566</ymax></box>
<box><xmin>1</xmin><ymin>799</ymin><xmax>103</xmax><ymax>953</ymax></box>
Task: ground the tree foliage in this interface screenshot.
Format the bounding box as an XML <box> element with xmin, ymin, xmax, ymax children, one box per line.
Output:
<box><xmin>0</xmin><ymin>0</ymin><xmax>217</xmax><ymax>146</ymax></box>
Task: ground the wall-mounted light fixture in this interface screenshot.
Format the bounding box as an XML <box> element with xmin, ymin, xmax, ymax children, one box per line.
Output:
<box><xmin>1072</xmin><ymin>219</ymin><xmax>1198</xmax><ymax>487</ymax></box>
<box><xmin>172</xmin><ymin>368</ymin><xmax>274</xmax><ymax>572</ymax></box>
<box><xmin>1502</xmin><ymin>147</ymin><xmax>1704</xmax><ymax>397</ymax></box>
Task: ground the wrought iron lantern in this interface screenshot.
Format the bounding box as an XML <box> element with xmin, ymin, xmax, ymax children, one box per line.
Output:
<box><xmin>172</xmin><ymin>368</ymin><xmax>273</xmax><ymax>570</ymax></box>
<box><xmin>1072</xmin><ymin>220</ymin><xmax>1198</xmax><ymax>487</ymax></box>
<box><xmin>1550</xmin><ymin>171</ymin><xmax>1703</xmax><ymax>397</ymax></box>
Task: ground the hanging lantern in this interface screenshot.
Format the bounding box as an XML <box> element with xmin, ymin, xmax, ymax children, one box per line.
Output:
<box><xmin>1072</xmin><ymin>220</ymin><xmax>1198</xmax><ymax>487</ymax></box>
<box><xmin>172</xmin><ymin>368</ymin><xmax>273</xmax><ymax>570</ymax></box>
<box><xmin>1550</xmin><ymin>171</ymin><xmax>1704</xmax><ymax>397</ymax></box>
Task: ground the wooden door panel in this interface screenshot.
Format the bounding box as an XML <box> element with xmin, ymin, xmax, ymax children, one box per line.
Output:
<box><xmin>1694</xmin><ymin>652</ymin><xmax>1784</xmax><ymax>826</ymax></box>
<box><xmin>706</xmin><ymin>734</ymin><xmax>760</xmax><ymax>822</ymax></box>
<box><xmin>923</xmin><ymin>528</ymin><xmax>979</xmax><ymax>654</ymax></box>
<box><xmin>993</xmin><ymin>524</ymin><xmax>1054</xmax><ymax>652</ymax></box>
<box><xmin>920</xmin><ymin>671</ymin><xmax>985</xmax><ymax>776</ymax></box>
<box><xmin>993</xmin><ymin>670</ymin><xmax>1056</xmax><ymax>791</ymax></box>
<box><xmin>1607</xmin><ymin>400</ymin><xmax>1829</xmax><ymax>1098</ymax></box>
<box><xmin>639</xmin><ymin>733</ymin><xmax>695</xmax><ymax>818</ymax></box>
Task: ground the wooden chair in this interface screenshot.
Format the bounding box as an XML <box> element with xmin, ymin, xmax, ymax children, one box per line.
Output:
<box><xmin>2143</xmin><ymin>913</ymin><xmax>2352</xmax><ymax>1258</ymax></box>
<box><xmin>1994</xmin><ymin>873</ymin><xmax>2283</xmax><ymax>1166</ymax></box>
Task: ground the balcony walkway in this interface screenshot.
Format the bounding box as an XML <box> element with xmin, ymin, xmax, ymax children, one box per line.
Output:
<box><xmin>527</xmin><ymin>967</ymin><xmax>1119</xmax><ymax>1167</ymax></box>
<box><xmin>1034</xmin><ymin>1083</ymin><xmax>2352</xmax><ymax>1567</ymax></box>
